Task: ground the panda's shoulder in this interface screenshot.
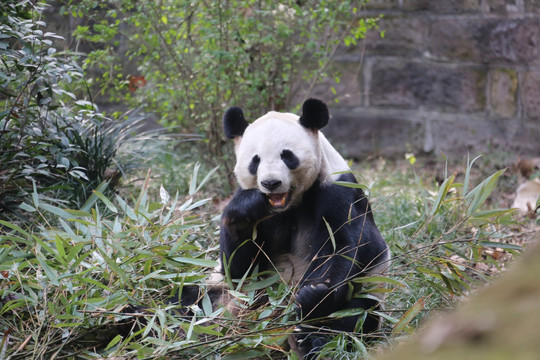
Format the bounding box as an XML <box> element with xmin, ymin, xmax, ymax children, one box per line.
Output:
<box><xmin>305</xmin><ymin>173</ymin><xmax>363</xmax><ymax>207</ymax></box>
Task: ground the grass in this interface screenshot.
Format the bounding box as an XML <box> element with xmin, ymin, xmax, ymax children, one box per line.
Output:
<box><xmin>0</xmin><ymin>154</ymin><xmax>531</xmax><ymax>359</ymax></box>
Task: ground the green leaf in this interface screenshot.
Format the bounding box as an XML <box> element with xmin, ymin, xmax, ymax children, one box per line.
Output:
<box><xmin>81</xmin><ymin>181</ymin><xmax>110</xmax><ymax>212</ymax></box>
<box><xmin>328</xmin><ymin>307</ymin><xmax>366</xmax><ymax>318</ymax></box>
<box><xmin>227</xmin><ymin>290</ymin><xmax>250</xmax><ymax>302</ymax></box>
<box><xmin>392</xmin><ymin>296</ymin><xmax>427</xmax><ymax>335</ymax></box>
<box><xmin>0</xmin><ymin>220</ymin><xmax>33</xmax><ymax>238</ymax></box>
<box><xmin>54</xmin><ymin>235</ymin><xmax>67</xmax><ymax>262</ymax></box>
<box><xmin>64</xmin><ymin>209</ymin><xmax>92</xmax><ymax>217</ymax></box>
<box><xmin>188</xmin><ymin>162</ymin><xmax>201</xmax><ymax>195</ymax></box>
<box><xmin>38</xmin><ymin>202</ymin><xmax>72</xmax><ymax>219</ymax></box>
<box><xmin>478</xmin><ymin>241</ymin><xmax>522</xmax><ymax>251</ymax></box>
<box><xmin>243</xmin><ymin>273</ymin><xmax>280</xmax><ymax>291</ymax></box>
<box><xmin>463</xmin><ymin>154</ymin><xmax>482</xmax><ymax>196</ymax></box>
<box><xmin>32</xmin><ymin>180</ymin><xmax>39</xmax><ymax>208</ymax></box>
<box><xmin>430</xmin><ymin>174</ymin><xmax>455</xmax><ymax>217</ymax></box>
<box><xmin>353</xmin><ymin>275</ymin><xmax>405</xmax><ymax>287</ymax></box>
<box><xmin>193</xmin><ymin>166</ymin><xmax>219</xmax><ymax>195</ymax></box>
<box><xmin>52</xmin><ymin>322</ymin><xmax>84</xmax><ymax>328</ymax></box>
<box><xmin>93</xmin><ymin>190</ymin><xmax>118</xmax><ymax>213</ymax></box>
<box><xmin>416</xmin><ymin>266</ymin><xmax>442</xmax><ymax>279</ymax></box>
<box><xmin>98</xmin><ymin>249</ymin><xmax>132</xmax><ymax>289</ymax></box>
<box><xmin>222</xmin><ymin>350</ymin><xmax>267</xmax><ymax>359</ymax></box>
<box><xmin>36</xmin><ymin>252</ymin><xmax>59</xmax><ymax>286</ymax></box>
<box><xmin>80</xmin><ymin>276</ymin><xmax>114</xmax><ymax>292</ymax></box>
<box><xmin>471</xmin><ymin>208</ymin><xmax>516</xmax><ymax>219</ymax></box>
<box><xmin>466</xmin><ymin>169</ymin><xmax>505</xmax><ymax>216</ymax></box>
<box><xmin>323</xmin><ymin>217</ymin><xmax>336</xmax><ymax>252</ymax></box>
<box><xmin>105</xmin><ymin>335</ymin><xmax>123</xmax><ymax>351</ymax></box>
<box><xmin>333</xmin><ymin>180</ymin><xmax>368</xmax><ymax>191</ymax></box>
<box><xmin>19</xmin><ymin>202</ymin><xmax>36</xmax><ymax>212</ymax></box>
<box><xmin>170</xmin><ymin>256</ymin><xmax>219</xmax><ymax>268</ymax></box>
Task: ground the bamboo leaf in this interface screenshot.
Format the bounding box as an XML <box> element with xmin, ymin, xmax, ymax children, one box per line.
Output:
<box><xmin>18</xmin><ymin>202</ymin><xmax>36</xmax><ymax>212</ymax></box>
<box><xmin>392</xmin><ymin>296</ymin><xmax>427</xmax><ymax>335</ymax></box>
<box><xmin>64</xmin><ymin>209</ymin><xmax>92</xmax><ymax>217</ymax></box>
<box><xmin>93</xmin><ymin>190</ymin><xmax>118</xmax><ymax>213</ymax></box>
<box><xmin>222</xmin><ymin>350</ymin><xmax>267</xmax><ymax>359</ymax></box>
<box><xmin>81</xmin><ymin>181</ymin><xmax>110</xmax><ymax>212</ymax></box>
<box><xmin>170</xmin><ymin>256</ymin><xmax>219</xmax><ymax>268</ymax></box>
<box><xmin>80</xmin><ymin>276</ymin><xmax>114</xmax><ymax>292</ymax></box>
<box><xmin>32</xmin><ymin>180</ymin><xmax>39</xmax><ymax>208</ymax></box>
<box><xmin>353</xmin><ymin>275</ymin><xmax>405</xmax><ymax>287</ymax></box>
<box><xmin>323</xmin><ymin>217</ymin><xmax>336</xmax><ymax>252</ymax></box>
<box><xmin>243</xmin><ymin>273</ymin><xmax>280</xmax><ymax>291</ymax></box>
<box><xmin>36</xmin><ymin>252</ymin><xmax>59</xmax><ymax>286</ymax></box>
<box><xmin>105</xmin><ymin>335</ymin><xmax>123</xmax><ymax>351</ymax></box>
<box><xmin>0</xmin><ymin>220</ymin><xmax>33</xmax><ymax>238</ymax></box>
<box><xmin>98</xmin><ymin>249</ymin><xmax>132</xmax><ymax>289</ymax></box>
<box><xmin>333</xmin><ymin>181</ymin><xmax>368</xmax><ymax>191</ymax></box>
<box><xmin>430</xmin><ymin>174</ymin><xmax>455</xmax><ymax>217</ymax></box>
<box><xmin>189</xmin><ymin>162</ymin><xmax>201</xmax><ymax>195</ymax></box>
<box><xmin>479</xmin><ymin>241</ymin><xmax>522</xmax><ymax>251</ymax></box>
<box><xmin>463</xmin><ymin>154</ymin><xmax>482</xmax><ymax>196</ymax></box>
<box><xmin>227</xmin><ymin>290</ymin><xmax>250</xmax><ymax>302</ymax></box>
<box><xmin>328</xmin><ymin>307</ymin><xmax>366</xmax><ymax>318</ymax></box>
<box><xmin>193</xmin><ymin>166</ymin><xmax>219</xmax><ymax>194</ymax></box>
<box><xmin>471</xmin><ymin>208</ymin><xmax>516</xmax><ymax>219</ymax></box>
<box><xmin>466</xmin><ymin>169</ymin><xmax>505</xmax><ymax>216</ymax></box>
<box><xmin>54</xmin><ymin>235</ymin><xmax>67</xmax><ymax>262</ymax></box>
<box><xmin>39</xmin><ymin>202</ymin><xmax>72</xmax><ymax>219</ymax></box>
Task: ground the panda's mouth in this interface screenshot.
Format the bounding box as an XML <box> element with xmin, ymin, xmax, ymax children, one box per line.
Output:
<box><xmin>267</xmin><ymin>192</ymin><xmax>289</xmax><ymax>208</ymax></box>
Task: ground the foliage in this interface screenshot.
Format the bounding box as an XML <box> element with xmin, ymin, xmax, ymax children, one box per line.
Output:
<box><xmin>1</xmin><ymin>0</ymin><xmax>84</xmax><ymax>216</ymax></box>
<box><xmin>0</xmin><ymin>155</ymin><xmax>521</xmax><ymax>359</ymax></box>
<box><xmin>0</xmin><ymin>2</ymin><xmax>522</xmax><ymax>359</ymax></box>
<box><xmin>62</xmin><ymin>0</ymin><xmax>381</xmax><ymax>178</ymax></box>
<box><xmin>0</xmin><ymin>1</ymin><xmax>174</xmax><ymax>222</ymax></box>
<box><xmin>366</xmin><ymin>156</ymin><xmax>520</xmax><ymax>335</ymax></box>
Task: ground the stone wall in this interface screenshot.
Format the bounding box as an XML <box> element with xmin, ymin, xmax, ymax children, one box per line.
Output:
<box><xmin>319</xmin><ymin>0</ymin><xmax>540</xmax><ymax>159</ymax></box>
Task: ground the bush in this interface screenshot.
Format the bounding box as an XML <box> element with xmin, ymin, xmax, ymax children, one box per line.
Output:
<box><xmin>0</xmin><ymin>1</ymin><xmax>165</xmax><ymax>221</ymax></box>
<box><xmin>368</xmin><ymin>156</ymin><xmax>520</xmax><ymax>335</ymax></box>
<box><xmin>63</xmin><ymin>0</ymin><xmax>382</xmax><ymax>178</ymax></box>
<box><xmin>0</xmin><ymin>156</ymin><xmax>520</xmax><ymax>359</ymax></box>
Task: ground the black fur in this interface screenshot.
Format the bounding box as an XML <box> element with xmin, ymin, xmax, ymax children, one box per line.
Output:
<box><xmin>281</xmin><ymin>149</ymin><xmax>300</xmax><ymax>170</ymax></box>
<box><xmin>299</xmin><ymin>98</ymin><xmax>329</xmax><ymax>130</ymax></box>
<box><xmin>223</xmin><ymin>106</ymin><xmax>248</xmax><ymax>139</ymax></box>
<box><xmin>248</xmin><ymin>155</ymin><xmax>260</xmax><ymax>175</ymax></box>
<box><xmin>220</xmin><ymin>172</ymin><xmax>389</xmax><ymax>358</ymax></box>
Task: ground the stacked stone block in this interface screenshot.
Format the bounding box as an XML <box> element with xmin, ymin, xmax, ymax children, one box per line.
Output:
<box><xmin>323</xmin><ymin>0</ymin><xmax>540</xmax><ymax>158</ymax></box>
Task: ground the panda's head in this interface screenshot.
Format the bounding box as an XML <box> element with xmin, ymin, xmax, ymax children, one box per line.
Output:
<box><xmin>223</xmin><ymin>99</ymin><xmax>331</xmax><ymax>212</ymax></box>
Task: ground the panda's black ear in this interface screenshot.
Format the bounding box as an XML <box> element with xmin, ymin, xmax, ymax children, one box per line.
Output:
<box><xmin>223</xmin><ymin>106</ymin><xmax>248</xmax><ymax>139</ymax></box>
<box><xmin>299</xmin><ymin>98</ymin><xmax>329</xmax><ymax>131</ymax></box>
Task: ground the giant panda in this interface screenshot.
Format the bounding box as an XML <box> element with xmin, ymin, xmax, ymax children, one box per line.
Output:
<box><xmin>218</xmin><ymin>98</ymin><xmax>390</xmax><ymax>358</ymax></box>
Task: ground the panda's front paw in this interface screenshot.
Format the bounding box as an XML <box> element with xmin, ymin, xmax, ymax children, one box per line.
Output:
<box><xmin>295</xmin><ymin>282</ymin><xmax>334</xmax><ymax>320</ymax></box>
<box><xmin>225</xmin><ymin>189</ymin><xmax>270</xmax><ymax>223</ymax></box>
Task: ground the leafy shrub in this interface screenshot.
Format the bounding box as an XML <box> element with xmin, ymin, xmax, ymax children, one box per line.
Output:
<box><xmin>1</xmin><ymin>1</ymin><xmax>85</xmax><ymax>216</ymax></box>
<box><xmin>368</xmin><ymin>156</ymin><xmax>520</xmax><ymax>336</ymax></box>
<box><xmin>62</xmin><ymin>0</ymin><xmax>382</xmax><ymax>177</ymax></box>
<box><xmin>0</xmin><ymin>156</ymin><xmax>520</xmax><ymax>359</ymax></box>
<box><xmin>0</xmin><ymin>1</ymin><xmax>165</xmax><ymax>221</ymax></box>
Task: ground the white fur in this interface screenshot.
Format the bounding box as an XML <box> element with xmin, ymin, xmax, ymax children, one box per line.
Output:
<box><xmin>234</xmin><ymin>111</ymin><xmax>350</xmax><ymax>209</ymax></box>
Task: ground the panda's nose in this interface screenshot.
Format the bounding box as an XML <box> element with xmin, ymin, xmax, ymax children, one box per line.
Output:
<box><xmin>261</xmin><ymin>179</ymin><xmax>282</xmax><ymax>191</ymax></box>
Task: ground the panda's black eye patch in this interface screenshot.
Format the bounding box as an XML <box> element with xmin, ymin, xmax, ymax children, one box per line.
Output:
<box><xmin>249</xmin><ymin>155</ymin><xmax>260</xmax><ymax>175</ymax></box>
<box><xmin>281</xmin><ymin>149</ymin><xmax>299</xmax><ymax>170</ymax></box>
